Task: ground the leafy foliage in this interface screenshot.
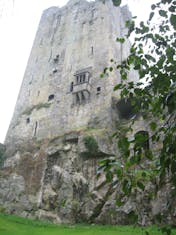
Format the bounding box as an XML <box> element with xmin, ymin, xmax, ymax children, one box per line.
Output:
<box><xmin>100</xmin><ymin>0</ymin><xmax>176</xmax><ymax>226</ymax></box>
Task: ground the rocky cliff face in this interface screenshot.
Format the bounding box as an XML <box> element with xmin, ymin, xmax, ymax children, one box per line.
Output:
<box><xmin>1</xmin><ymin>128</ymin><xmax>175</xmax><ymax>225</ymax></box>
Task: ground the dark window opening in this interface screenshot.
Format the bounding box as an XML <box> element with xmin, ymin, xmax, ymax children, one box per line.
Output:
<box><xmin>53</xmin><ymin>68</ymin><xmax>58</xmax><ymax>73</ymax></box>
<box><xmin>26</xmin><ymin>118</ymin><xmax>30</xmax><ymax>124</ymax></box>
<box><xmin>75</xmin><ymin>72</ymin><xmax>89</xmax><ymax>85</ymax></box>
<box><xmin>34</xmin><ymin>121</ymin><xmax>38</xmax><ymax>137</ymax></box>
<box><xmin>91</xmin><ymin>46</ymin><xmax>93</xmax><ymax>55</ymax></box>
<box><xmin>53</xmin><ymin>54</ymin><xmax>59</xmax><ymax>63</ymax></box>
<box><xmin>96</xmin><ymin>87</ymin><xmax>101</xmax><ymax>95</ymax></box>
<box><xmin>48</xmin><ymin>94</ymin><xmax>55</xmax><ymax>101</ymax></box>
<box><xmin>76</xmin><ymin>76</ymin><xmax>79</xmax><ymax>84</ymax></box>
<box><xmin>134</xmin><ymin>131</ymin><xmax>150</xmax><ymax>151</ymax></box>
<box><xmin>70</xmin><ymin>82</ymin><xmax>74</xmax><ymax>92</ymax></box>
<box><xmin>116</xmin><ymin>98</ymin><xmax>136</xmax><ymax>120</ymax></box>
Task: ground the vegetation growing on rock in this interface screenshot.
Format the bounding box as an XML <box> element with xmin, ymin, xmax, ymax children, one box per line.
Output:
<box><xmin>83</xmin><ymin>136</ymin><xmax>99</xmax><ymax>155</ymax></box>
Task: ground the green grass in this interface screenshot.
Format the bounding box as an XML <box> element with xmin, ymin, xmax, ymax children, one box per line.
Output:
<box><xmin>0</xmin><ymin>213</ymin><xmax>175</xmax><ymax>235</ymax></box>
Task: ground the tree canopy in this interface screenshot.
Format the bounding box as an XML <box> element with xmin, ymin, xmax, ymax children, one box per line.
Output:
<box><xmin>100</xmin><ymin>0</ymin><xmax>176</xmax><ymax>226</ymax></box>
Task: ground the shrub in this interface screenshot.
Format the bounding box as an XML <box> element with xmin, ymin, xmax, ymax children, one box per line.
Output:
<box><xmin>83</xmin><ymin>136</ymin><xmax>98</xmax><ymax>154</ymax></box>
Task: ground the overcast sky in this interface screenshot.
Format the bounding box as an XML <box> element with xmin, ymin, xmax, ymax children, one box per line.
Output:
<box><xmin>0</xmin><ymin>0</ymin><xmax>156</xmax><ymax>143</ymax></box>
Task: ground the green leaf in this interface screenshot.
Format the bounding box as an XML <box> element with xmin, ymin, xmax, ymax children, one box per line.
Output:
<box><xmin>116</xmin><ymin>37</ymin><xmax>125</xmax><ymax>43</ymax></box>
<box><xmin>112</xmin><ymin>0</ymin><xmax>121</xmax><ymax>7</ymax></box>
<box><xmin>118</xmin><ymin>137</ymin><xmax>130</xmax><ymax>154</ymax></box>
<box><xmin>150</xmin><ymin>122</ymin><xmax>157</xmax><ymax>131</ymax></box>
<box><xmin>145</xmin><ymin>54</ymin><xmax>156</xmax><ymax>62</ymax></box>
<box><xmin>149</xmin><ymin>12</ymin><xmax>154</xmax><ymax>21</ymax></box>
<box><xmin>106</xmin><ymin>171</ymin><xmax>113</xmax><ymax>182</ymax></box>
<box><xmin>151</xmin><ymin>4</ymin><xmax>156</xmax><ymax>10</ymax></box>
<box><xmin>159</xmin><ymin>10</ymin><xmax>167</xmax><ymax>18</ymax></box>
<box><xmin>116</xmin><ymin>199</ymin><xmax>124</xmax><ymax>206</ymax></box>
<box><xmin>170</xmin><ymin>14</ymin><xmax>176</xmax><ymax>30</ymax></box>
<box><xmin>161</xmin><ymin>0</ymin><xmax>172</xmax><ymax>3</ymax></box>
<box><xmin>142</xmin><ymin>172</ymin><xmax>147</xmax><ymax>178</ymax></box>
<box><xmin>137</xmin><ymin>181</ymin><xmax>145</xmax><ymax>191</ymax></box>
<box><xmin>114</xmin><ymin>83</ymin><xmax>123</xmax><ymax>91</ymax></box>
<box><xmin>169</xmin><ymin>5</ymin><xmax>175</xmax><ymax>12</ymax></box>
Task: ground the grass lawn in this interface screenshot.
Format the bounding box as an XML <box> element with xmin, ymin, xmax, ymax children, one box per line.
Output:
<box><xmin>0</xmin><ymin>213</ymin><xmax>175</xmax><ymax>235</ymax></box>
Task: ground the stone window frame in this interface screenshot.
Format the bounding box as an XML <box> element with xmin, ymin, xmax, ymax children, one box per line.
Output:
<box><xmin>75</xmin><ymin>72</ymin><xmax>89</xmax><ymax>85</ymax></box>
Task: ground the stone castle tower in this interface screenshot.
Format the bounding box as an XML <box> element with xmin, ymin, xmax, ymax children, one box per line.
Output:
<box><xmin>0</xmin><ymin>0</ymin><xmax>145</xmax><ymax>224</ymax></box>
<box><xmin>5</xmin><ymin>0</ymin><xmax>133</xmax><ymax>146</ymax></box>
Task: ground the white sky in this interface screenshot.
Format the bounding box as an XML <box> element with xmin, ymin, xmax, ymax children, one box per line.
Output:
<box><xmin>0</xmin><ymin>0</ymin><xmax>156</xmax><ymax>143</ymax></box>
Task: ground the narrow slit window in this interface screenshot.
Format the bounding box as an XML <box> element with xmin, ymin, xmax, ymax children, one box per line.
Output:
<box><xmin>76</xmin><ymin>76</ymin><xmax>79</xmax><ymax>84</ymax></box>
<box><xmin>70</xmin><ymin>82</ymin><xmax>74</xmax><ymax>92</ymax></box>
<box><xmin>34</xmin><ymin>121</ymin><xmax>38</xmax><ymax>136</ymax></box>
<box><xmin>97</xmin><ymin>87</ymin><xmax>101</xmax><ymax>94</ymax></box>
<box><xmin>91</xmin><ymin>46</ymin><xmax>93</xmax><ymax>55</ymax></box>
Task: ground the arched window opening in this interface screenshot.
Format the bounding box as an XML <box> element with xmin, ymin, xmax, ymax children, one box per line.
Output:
<box><xmin>48</xmin><ymin>94</ymin><xmax>55</xmax><ymax>101</ymax></box>
<box><xmin>116</xmin><ymin>98</ymin><xmax>136</xmax><ymax>120</ymax></box>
